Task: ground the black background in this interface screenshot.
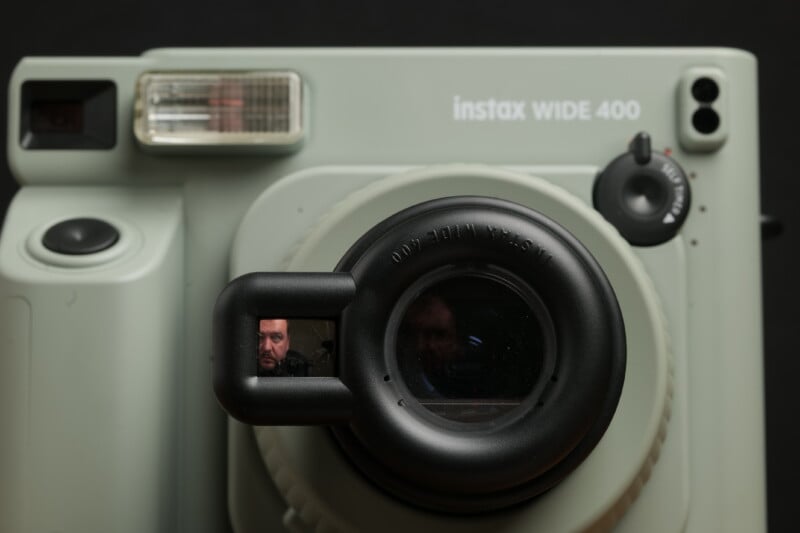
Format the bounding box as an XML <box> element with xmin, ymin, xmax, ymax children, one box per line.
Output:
<box><xmin>1</xmin><ymin>0</ymin><xmax>797</xmax><ymax>530</ymax></box>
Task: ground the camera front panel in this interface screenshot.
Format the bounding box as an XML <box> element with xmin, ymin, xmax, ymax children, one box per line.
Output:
<box><xmin>0</xmin><ymin>48</ymin><xmax>763</xmax><ymax>533</ymax></box>
<box><xmin>222</xmin><ymin>165</ymin><xmax>674</xmax><ymax>531</ymax></box>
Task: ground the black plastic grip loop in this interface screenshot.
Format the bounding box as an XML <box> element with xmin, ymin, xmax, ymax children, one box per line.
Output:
<box><xmin>212</xmin><ymin>272</ymin><xmax>356</xmax><ymax>425</ymax></box>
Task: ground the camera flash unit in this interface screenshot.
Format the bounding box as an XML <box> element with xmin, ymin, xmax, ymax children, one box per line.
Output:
<box><xmin>133</xmin><ymin>71</ymin><xmax>304</xmax><ymax>152</ymax></box>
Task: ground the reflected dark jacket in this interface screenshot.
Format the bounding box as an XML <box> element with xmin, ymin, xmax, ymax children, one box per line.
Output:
<box><xmin>260</xmin><ymin>350</ymin><xmax>309</xmax><ymax>377</ymax></box>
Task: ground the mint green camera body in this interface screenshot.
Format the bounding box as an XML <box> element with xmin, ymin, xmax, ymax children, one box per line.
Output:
<box><xmin>0</xmin><ymin>48</ymin><xmax>763</xmax><ymax>532</ymax></box>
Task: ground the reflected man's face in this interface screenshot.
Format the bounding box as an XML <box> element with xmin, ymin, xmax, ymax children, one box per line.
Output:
<box><xmin>407</xmin><ymin>297</ymin><xmax>460</xmax><ymax>372</ymax></box>
<box><xmin>258</xmin><ymin>319</ymin><xmax>290</xmax><ymax>371</ymax></box>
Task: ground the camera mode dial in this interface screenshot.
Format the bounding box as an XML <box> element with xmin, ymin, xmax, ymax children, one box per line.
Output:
<box><xmin>594</xmin><ymin>132</ymin><xmax>691</xmax><ymax>246</ymax></box>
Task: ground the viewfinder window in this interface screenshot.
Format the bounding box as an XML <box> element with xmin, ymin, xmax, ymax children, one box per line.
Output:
<box><xmin>257</xmin><ymin>318</ymin><xmax>335</xmax><ymax>377</ymax></box>
<box><xmin>20</xmin><ymin>80</ymin><xmax>116</xmax><ymax>149</ymax></box>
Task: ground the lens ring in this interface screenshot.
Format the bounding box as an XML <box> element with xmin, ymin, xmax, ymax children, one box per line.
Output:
<box><xmin>331</xmin><ymin>196</ymin><xmax>626</xmax><ymax>512</ymax></box>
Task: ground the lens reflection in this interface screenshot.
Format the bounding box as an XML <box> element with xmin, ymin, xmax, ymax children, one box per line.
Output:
<box><xmin>396</xmin><ymin>274</ymin><xmax>548</xmax><ymax>423</ymax></box>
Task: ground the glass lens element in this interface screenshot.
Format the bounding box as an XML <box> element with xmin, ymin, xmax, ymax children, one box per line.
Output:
<box><xmin>396</xmin><ymin>274</ymin><xmax>550</xmax><ymax>423</ymax></box>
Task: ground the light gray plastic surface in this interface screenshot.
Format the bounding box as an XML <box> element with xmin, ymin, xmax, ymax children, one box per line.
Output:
<box><xmin>0</xmin><ymin>187</ymin><xmax>184</xmax><ymax>533</ymax></box>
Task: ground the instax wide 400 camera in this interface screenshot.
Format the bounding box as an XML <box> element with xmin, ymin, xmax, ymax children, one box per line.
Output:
<box><xmin>0</xmin><ymin>48</ymin><xmax>765</xmax><ymax>533</ymax></box>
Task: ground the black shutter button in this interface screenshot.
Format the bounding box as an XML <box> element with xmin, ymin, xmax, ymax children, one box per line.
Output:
<box><xmin>42</xmin><ymin>218</ymin><xmax>120</xmax><ymax>255</ymax></box>
<box><xmin>594</xmin><ymin>132</ymin><xmax>691</xmax><ymax>246</ymax></box>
